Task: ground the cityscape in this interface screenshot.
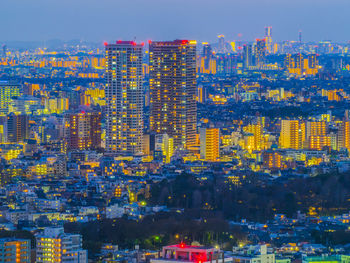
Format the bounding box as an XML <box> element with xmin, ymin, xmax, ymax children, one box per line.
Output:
<box><xmin>1</xmin><ymin>1</ymin><xmax>350</xmax><ymax>262</ymax></box>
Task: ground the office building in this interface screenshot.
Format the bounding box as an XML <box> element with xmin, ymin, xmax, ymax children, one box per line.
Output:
<box><xmin>149</xmin><ymin>40</ymin><xmax>197</xmax><ymax>149</ymax></box>
<box><xmin>65</xmin><ymin>109</ymin><xmax>101</xmax><ymax>151</ymax></box>
<box><xmin>105</xmin><ymin>41</ymin><xmax>144</xmax><ymax>156</ymax></box>
<box><xmin>36</xmin><ymin>227</ymin><xmax>87</xmax><ymax>263</ymax></box>
<box><xmin>0</xmin><ymin>238</ymin><xmax>31</xmax><ymax>263</ymax></box>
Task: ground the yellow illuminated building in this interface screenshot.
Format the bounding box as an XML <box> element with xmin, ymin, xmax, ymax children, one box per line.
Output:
<box><xmin>280</xmin><ymin>120</ymin><xmax>305</xmax><ymax>149</ymax></box>
<box><xmin>200</xmin><ymin>127</ymin><xmax>220</xmax><ymax>162</ymax></box>
<box><xmin>243</xmin><ymin>123</ymin><xmax>264</xmax><ymax>152</ymax></box>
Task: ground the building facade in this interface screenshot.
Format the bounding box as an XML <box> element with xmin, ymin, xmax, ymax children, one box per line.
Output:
<box><xmin>105</xmin><ymin>41</ymin><xmax>144</xmax><ymax>156</ymax></box>
<box><xmin>149</xmin><ymin>40</ymin><xmax>197</xmax><ymax>149</ymax></box>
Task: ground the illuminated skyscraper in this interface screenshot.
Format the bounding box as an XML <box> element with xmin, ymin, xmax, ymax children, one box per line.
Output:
<box><xmin>243</xmin><ymin>44</ymin><xmax>253</xmax><ymax>68</ymax></box>
<box><xmin>65</xmin><ymin>110</ymin><xmax>101</xmax><ymax>151</ymax></box>
<box><xmin>218</xmin><ymin>35</ymin><xmax>226</xmax><ymax>53</ymax></box>
<box><xmin>105</xmin><ymin>41</ymin><xmax>144</xmax><ymax>156</ymax></box>
<box><xmin>200</xmin><ymin>127</ymin><xmax>220</xmax><ymax>162</ymax></box>
<box><xmin>149</xmin><ymin>40</ymin><xmax>197</xmax><ymax>149</ymax></box>
<box><xmin>255</xmin><ymin>39</ymin><xmax>267</xmax><ymax>66</ymax></box>
<box><xmin>202</xmin><ymin>42</ymin><xmax>213</xmax><ymax>72</ymax></box>
<box><xmin>280</xmin><ymin>120</ymin><xmax>305</xmax><ymax>149</ymax></box>
<box><xmin>265</xmin><ymin>26</ymin><xmax>272</xmax><ymax>53</ymax></box>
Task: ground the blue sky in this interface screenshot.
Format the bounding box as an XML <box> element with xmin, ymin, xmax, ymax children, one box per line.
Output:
<box><xmin>1</xmin><ymin>0</ymin><xmax>349</xmax><ymax>43</ymax></box>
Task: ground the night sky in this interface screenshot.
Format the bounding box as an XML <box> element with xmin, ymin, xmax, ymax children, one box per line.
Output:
<box><xmin>1</xmin><ymin>0</ymin><xmax>349</xmax><ymax>43</ymax></box>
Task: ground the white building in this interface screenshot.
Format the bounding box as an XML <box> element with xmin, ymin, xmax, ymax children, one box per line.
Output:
<box><xmin>36</xmin><ymin>227</ymin><xmax>88</xmax><ymax>263</ymax></box>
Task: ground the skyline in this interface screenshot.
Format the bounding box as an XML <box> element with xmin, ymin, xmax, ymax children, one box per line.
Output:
<box><xmin>1</xmin><ymin>0</ymin><xmax>350</xmax><ymax>43</ymax></box>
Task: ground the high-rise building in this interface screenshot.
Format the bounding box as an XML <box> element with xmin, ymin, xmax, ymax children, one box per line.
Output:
<box><xmin>243</xmin><ymin>123</ymin><xmax>264</xmax><ymax>151</ymax></box>
<box><xmin>280</xmin><ymin>120</ymin><xmax>305</xmax><ymax>149</ymax></box>
<box><xmin>36</xmin><ymin>227</ymin><xmax>88</xmax><ymax>263</ymax></box>
<box><xmin>0</xmin><ymin>82</ymin><xmax>21</xmax><ymax>115</ymax></box>
<box><xmin>306</xmin><ymin>121</ymin><xmax>327</xmax><ymax>138</ymax></box>
<box><xmin>285</xmin><ymin>53</ymin><xmax>319</xmax><ymax>75</ymax></box>
<box><xmin>7</xmin><ymin>113</ymin><xmax>29</xmax><ymax>143</ymax></box>
<box><xmin>65</xmin><ymin>109</ymin><xmax>101</xmax><ymax>151</ymax></box>
<box><xmin>338</xmin><ymin>121</ymin><xmax>350</xmax><ymax>151</ymax></box>
<box><xmin>149</xmin><ymin>40</ymin><xmax>197</xmax><ymax>149</ymax></box>
<box><xmin>255</xmin><ymin>39</ymin><xmax>267</xmax><ymax>66</ymax></box>
<box><xmin>243</xmin><ymin>44</ymin><xmax>253</xmax><ymax>68</ymax></box>
<box><xmin>306</xmin><ymin>121</ymin><xmax>329</xmax><ymax>150</ymax></box>
<box><xmin>199</xmin><ymin>42</ymin><xmax>216</xmax><ymax>74</ymax></box>
<box><xmin>2</xmin><ymin>45</ymin><xmax>6</xmax><ymax>57</ymax></box>
<box><xmin>265</xmin><ymin>26</ymin><xmax>272</xmax><ymax>53</ymax></box>
<box><xmin>105</xmin><ymin>41</ymin><xmax>144</xmax><ymax>156</ymax></box>
<box><xmin>218</xmin><ymin>35</ymin><xmax>226</xmax><ymax>53</ymax></box>
<box><xmin>200</xmin><ymin>127</ymin><xmax>220</xmax><ymax>162</ymax></box>
<box><xmin>202</xmin><ymin>42</ymin><xmax>212</xmax><ymax>70</ymax></box>
<box><xmin>0</xmin><ymin>238</ymin><xmax>31</xmax><ymax>263</ymax></box>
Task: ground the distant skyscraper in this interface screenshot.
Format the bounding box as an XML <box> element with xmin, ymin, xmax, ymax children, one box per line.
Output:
<box><xmin>255</xmin><ymin>39</ymin><xmax>267</xmax><ymax>67</ymax></box>
<box><xmin>65</xmin><ymin>109</ymin><xmax>101</xmax><ymax>151</ymax></box>
<box><xmin>202</xmin><ymin>42</ymin><xmax>212</xmax><ymax>71</ymax></box>
<box><xmin>149</xmin><ymin>40</ymin><xmax>197</xmax><ymax>149</ymax></box>
<box><xmin>7</xmin><ymin>113</ymin><xmax>29</xmax><ymax>143</ymax></box>
<box><xmin>243</xmin><ymin>44</ymin><xmax>253</xmax><ymax>68</ymax></box>
<box><xmin>265</xmin><ymin>26</ymin><xmax>272</xmax><ymax>53</ymax></box>
<box><xmin>105</xmin><ymin>41</ymin><xmax>144</xmax><ymax>156</ymax></box>
<box><xmin>2</xmin><ymin>45</ymin><xmax>6</xmax><ymax>57</ymax></box>
<box><xmin>299</xmin><ymin>30</ymin><xmax>302</xmax><ymax>43</ymax></box>
<box><xmin>218</xmin><ymin>35</ymin><xmax>226</xmax><ymax>53</ymax></box>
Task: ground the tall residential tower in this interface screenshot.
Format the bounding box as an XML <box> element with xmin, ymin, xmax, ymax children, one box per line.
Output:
<box><xmin>149</xmin><ymin>40</ymin><xmax>197</xmax><ymax>149</ymax></box>
<box><xmin>105</xmin><ymin>41</ymin><xmax>144</xmax><ymax>156</ymax></box>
